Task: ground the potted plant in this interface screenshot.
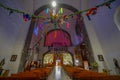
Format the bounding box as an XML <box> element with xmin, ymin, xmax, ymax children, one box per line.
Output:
<box><xmin>102</xmin><ymin>69</ymin><xmax>112</xmax><ymax>75</ymax></box>
<box><xmin>92</xmin><ymin>62</ymin><xmax>98</xmax><ymax>71</ymax></box>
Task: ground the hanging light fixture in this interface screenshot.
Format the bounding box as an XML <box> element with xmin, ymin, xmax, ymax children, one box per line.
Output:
<box><xmin>52</xmin><ymin>1</ymin><xmax>57</xmax><ymax>7</ymax></box>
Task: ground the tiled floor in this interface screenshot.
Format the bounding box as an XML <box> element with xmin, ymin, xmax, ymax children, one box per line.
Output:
<box><xmin>47</xmin><ymin>66</ymin><xmax>72</xmax><ymax>80</ymax></box>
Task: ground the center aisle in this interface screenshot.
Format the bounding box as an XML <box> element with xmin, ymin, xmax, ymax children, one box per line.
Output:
<box><xmin>47</xmin><ymin>66</ymin><xmax>72</xmax><ymax>80</ymax></box>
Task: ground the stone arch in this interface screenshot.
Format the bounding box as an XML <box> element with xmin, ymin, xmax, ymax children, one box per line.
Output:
<box><xmin>19</xmin><ymin>3</ymin><xmax>79</xmax><ymax>71</ymax></box>
<box><xmin>23</xmin><ymin>3</ymin><xmax>79</xmax><ymax>52</ymax></box>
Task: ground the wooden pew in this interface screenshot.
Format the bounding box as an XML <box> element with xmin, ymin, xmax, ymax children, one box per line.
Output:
<box><xmin>12</xmin><ymin>71</ymin><xmax>45</xmax><ymax>79</ymax></box>
<box><xmin>11</xmin><ymin>67</ymin><xmax>52</xmax><ymax>79</ymax></box>
<box><xmin>0</xmin><ymin>77</ymin><xmax>46</xmax><ymax>80</ymax></box>
<box><xmin>73</xmin><ymin>71</ymin><xmax>107</xmax><ymax>78</ymax></box>
<box><xmin>30</xmin><ymin>67</ymin><xmax>52</xmax><ymax>77</ymax></box>
<box><xmin>63</xmin><ymin>66</ymin><xmax>107</xmax><ymax>79</ymax></box>
<box><xmin>63</xmin><ymin>66</ymin><xmax>84</xmax><ymax>77</ymax></box>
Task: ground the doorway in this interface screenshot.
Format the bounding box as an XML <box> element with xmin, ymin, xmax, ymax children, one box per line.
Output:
<box><xmin>43</xmin><ymin>51</ymin><xmax>73</xmax><ymax>67</ymax></box>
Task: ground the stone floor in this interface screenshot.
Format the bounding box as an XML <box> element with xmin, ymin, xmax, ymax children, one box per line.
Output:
<box><xmin>47</xmin><ymin>66</ymin><xmax>72</xmax><ymax>80</ymax></box>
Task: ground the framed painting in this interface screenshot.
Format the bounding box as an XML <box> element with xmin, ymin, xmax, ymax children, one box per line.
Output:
<box><xmin>98</xmin><ymin>55</ymin><xmax>104</xmax><ymax>61</ymax></box>
<box><xmin>10</xmin><ymin>55</ymin><xmax>17</xmax><ymax>61</ymax></box>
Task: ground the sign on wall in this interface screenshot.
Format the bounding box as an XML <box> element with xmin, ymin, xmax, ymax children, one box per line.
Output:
<box><xmin>10</xmin><ymin>55</ymin><xmax>17</xmax><ymax>62</ymax></box>
<box><xmin>98</xmin><ymin>55</ymin><xmax>104</xmax><ymax>61</ymax></box>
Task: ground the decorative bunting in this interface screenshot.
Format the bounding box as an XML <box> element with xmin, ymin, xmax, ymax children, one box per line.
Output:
<box><xmin>86</xmin><ymin>14</ymin><xmax>91</xmax><ymax>20</ymax></box>
<box><xmin>106</xmin><ymin>3</ymin><xmax>111</xmax><ymax>9</ymax></box>
<box><xmin>59</xmin><ymin>18</ymin><xmax>64</xmax><ymax>24</ymax></box>
<box><xmin>34</xmin><ymin>26</ymin><xmax>38</xmax><ymax>36</ymax></box>
<box><xmin>86</xmin><ymin>7</ymin><xmax>97</xmax><ymax>15</ymax></box>
<box><xmin>0</xmin><ymin>0</ymin><xmax>115</xmax><ymax>50</ymax></box>
<box><xmin>0</xmin><ymin>0</ymin><xmax>115</xmax><ymax>20</ymax></box>
<box><xmin>63</xmin><ymin>15</ymin><xmax>68</xmax><ymax>20</ymax></box>
<box><xmin>9</xmin><ymin>10</ymin><xmax>13</xmax><ymax>15</ymax></box>
<box><xmin>46</xmin><ymin>8</ymin><xmax>49</xmax><ymax>14</ymax></box>
<box><xmin>86</xmin><ymin>7</ymin><xmax>97</xmax><ymax>20</ymax></box>
<box><xmin>0</xmin><ymin>0</ymin><xmax>115</xmax><ymax>41</ymax></box>
<box><xmin>39</xmin><ymin>23</ymin><xmax>44</xmax><ymax>30</ymax></box>
<box><xmin>60</xmin><ymin>8</ymin><xmax>63</xmax><ymax>14</ymax></box>
<box><xmin>23</xmin><ymin>14</ymin><xmax>31</xmax><ymax>21</ymax></box>
<box><xmin>32</xmin><ymin>16</ymin><xmax>36</xmax><ymax>21</ymax></box>
<box><xmin>66</xmin><ymin>22</ymin><xmax>70</xmax><ymax>29</ymax></box>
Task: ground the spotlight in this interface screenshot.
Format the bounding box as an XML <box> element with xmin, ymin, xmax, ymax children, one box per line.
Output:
<box><xmin>52</xmin><ymin>1</ymin><xmax>56</xmax><ymax>7</ymax></box>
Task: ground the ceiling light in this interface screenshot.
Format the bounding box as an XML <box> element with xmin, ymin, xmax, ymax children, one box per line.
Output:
<box><xmin>52</xmin><ymin>1</ymin><xmax>56</xmax><ymax>7</ymax></box>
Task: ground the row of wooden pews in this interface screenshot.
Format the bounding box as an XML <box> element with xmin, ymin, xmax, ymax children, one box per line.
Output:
<box><xmin>63</xmin><ymin>66</ymin><xmax>120</xmax><ymax>80</ymax></box>
<box><xmin>0</xmin><ymin>67</ymin><xmax>53</xmax><ymax>80</ymax></box>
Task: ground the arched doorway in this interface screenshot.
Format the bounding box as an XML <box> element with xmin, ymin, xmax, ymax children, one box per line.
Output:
<box><xmin>43</xmin><ymin>52</ymin><xmax>54</xmax><ymax>67</ymax></box>
<box><xmin>18</xmin><ymin>3</ymin><xmax>85</xmax><ymax>71</ymax></box>
<box><xmin>43</xmin><ymin>29</ymin><xmax>73</xmax><ymax>66</ymax></box>
<box><xmin>43</xmin><ymin>51</ymin><xmax>73</xmax><ymax>67</ymax></box>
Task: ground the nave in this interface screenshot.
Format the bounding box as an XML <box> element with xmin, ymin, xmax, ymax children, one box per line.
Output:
<box><xmin>47</xmin><ymin>66</ymin><xmax>72</xmax><ymax>80</ymax></box>
<box><xmin>0</xmin><ymin>64</ymin><xmax>120</xmax><ymax>80</ymax></box>
<box><xmin>0</xmin><ymin>0</ymin><xmax>120</xmax><ymax>80</ymax></box>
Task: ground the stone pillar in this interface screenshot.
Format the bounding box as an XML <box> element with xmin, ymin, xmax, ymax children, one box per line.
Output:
<box><xmin>82</xmin><ymin>14</ymin><xmax>108</xmax><ymax>72</ymax></box>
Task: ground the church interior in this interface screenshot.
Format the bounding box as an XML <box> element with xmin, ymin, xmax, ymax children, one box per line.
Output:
<box><xmin>0</xmin><ymin>0</ymin><xmax>120</xmax><ymax>80</ymax></box>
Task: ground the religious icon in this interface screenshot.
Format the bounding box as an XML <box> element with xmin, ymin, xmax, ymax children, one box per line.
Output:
<box><xmin>10</xmin><ymin>55</ymin><xmax>17</xmax><ymax>61</ymax></box>
<box><xmin>98</xmin><ymin>55</ymin><xmax>104</xmax><ymax>61</ymax></box>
